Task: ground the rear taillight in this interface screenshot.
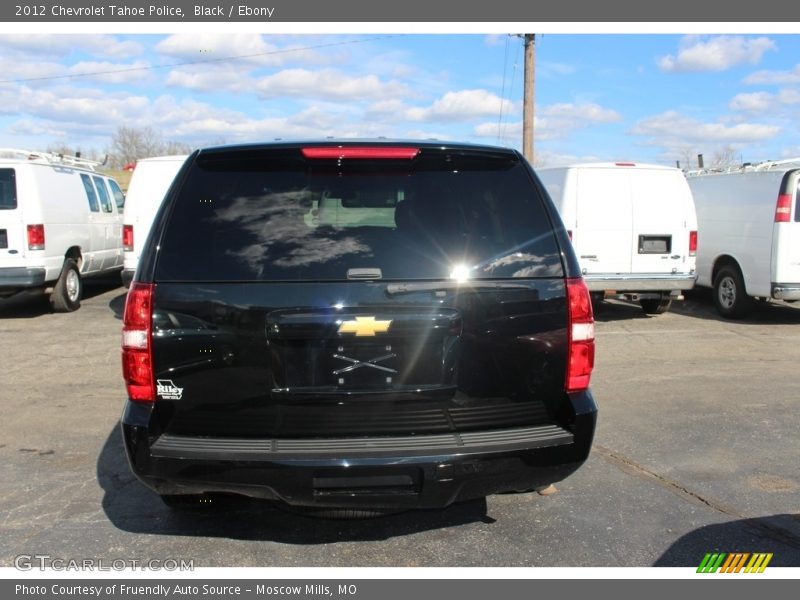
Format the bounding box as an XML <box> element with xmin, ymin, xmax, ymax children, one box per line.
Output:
<box><xmin>123</xmin><ymin>225</ymin><xmax>133</xmax><ymax>252</ymax></box>
<box><xmin>689</xmin><ymin>230</ymin><xmax>698</xmax><ymax>256</ymax></box>
<box><xmin>302</xmin><ymin>146</ymin><xmax>419</xmax><ymax>160</ymax></box>
<box><xmin>775</xmin><ymin>194</ymin><xmax>792</xmax><ymax>222</ymax></box>
<box><xmin>27</xmin><ymin>224</ymin><xmax>45</xmax><ymax>250</ymax></box>
<box><xmin>566</xmin><ymin>278</ymin><xmax>595</xmax><ymax>393</ymax></box>
<box><xmin>567</xmin><ymin>230</ymin><xmax>573</xmax><ymax>241</ymax></box>
<box><xmin>122</xmin><ymin>282</ymin><xmax>155</xmax><ymax>402</ymax></box>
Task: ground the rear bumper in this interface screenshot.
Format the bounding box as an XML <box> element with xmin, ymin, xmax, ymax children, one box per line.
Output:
<box><xmin>772</xmin><ymin>284</ymin><xmax>800</xmax><ymax>301</ymax></box>
<box><xmin>0</xmin><ymin>267</ymin><xmax>46</xmax><ymax>295</ymax></box>
<box><xmin>121</xmin><ymin>390</ymin><xmax>597</xmax><ymax>509</ymax></box>
<box><xmin>584</xmin><ymin>273</ymin><xmax>696</xmax><ymax>292</ymax></box>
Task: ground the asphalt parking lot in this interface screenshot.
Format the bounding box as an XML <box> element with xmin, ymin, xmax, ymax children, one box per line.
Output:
<box><xmin>1</xmin><ymin>280</ymin><xmax>798</xmax><ymax>568</ymax></box>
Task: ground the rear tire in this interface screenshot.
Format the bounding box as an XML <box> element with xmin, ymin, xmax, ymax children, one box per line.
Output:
<box><xmin>713</xmin><ymin>265</ymin><xmax>754</xmax><ymax>319</ymax></box>
<box><xmin>640</xmin><ymin>294</ymin><xmax>673</xmax><ymax>315</ymax></box>
<box><xmin>590</xmin><ymin>292</ymin><xmax>604</xmax><ymax>315</ymax></box>
<box><xmin>50</xmin><ymin>259</ymin><xmax>81</xmax><ymax>312</ymax></box>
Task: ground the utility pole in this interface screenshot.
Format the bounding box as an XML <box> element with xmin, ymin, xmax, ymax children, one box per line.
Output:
<box><xmin>522</xmin><ymin>34</ymin><xmax>535</xmax><ymax>164</ymax></box>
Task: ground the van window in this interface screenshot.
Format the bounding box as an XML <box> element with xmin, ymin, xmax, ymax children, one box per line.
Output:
<box><xmin>795</xmin><ymin>179</ymin><xmax>800</xmax><ymax>223</ymax></box>
<box><xmin>0</xmin><ymin>169</ymin><xmax>16</xmax><ymax>210</ymax></box>
<box><xmin>80</xmin><ymin>174</ymin><xmax>99</xmax><ymax>212</ymax></box>
<box><xmin>92</xmin><ymin>176</ymin><xmax>113</xmax><ymax>213</ymax></box>
<box><xmin>155</xmin><ymin>149</ymin><xmax>564</xmax><ymax>282</ymax></box>
<box><xmin>108</xmin><ymin>179</ymin><xmax>125</xmax><ymax>211</ymax></box>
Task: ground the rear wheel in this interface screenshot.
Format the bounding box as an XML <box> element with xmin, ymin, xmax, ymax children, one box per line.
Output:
<box><xmin>590</xmin><ymin>292</ymin><xmax>604</xmax><ymax>315</ymax></box>
<box><xmin>50</xmin><ymin>259</ymin><xmax>81</xmax><ymax>312</ymax></box>
<box><xmin>713</xmin><ymin>265</ymin><xmax>754</xmax><ymax>319</ymax></box>
<box><xmin>640</xmin><ymin>293</ymin><xmax>673</xmax><ymax>315</ymax></box>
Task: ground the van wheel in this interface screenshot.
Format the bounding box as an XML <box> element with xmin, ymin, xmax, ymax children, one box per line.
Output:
<box><xmin>50</xmin><ymin>259</ymin><xmax>82</xmax><ymax>312</ymax></box>
<box><xmin>713</xmin><ymin>265</ymin><xmax>754</xmax><ymax>319</ymax></box>
<box><xmin>640</xmin><ymin>294</ymin><xmax>672</xmax><ymax>315</ymax></box>
<box><xmin>590</xmin><ymin>292</ymin><xmax>604</xmax><ymax>315</ymax></box>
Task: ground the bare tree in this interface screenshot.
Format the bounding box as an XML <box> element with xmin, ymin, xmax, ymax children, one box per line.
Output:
<box><xmin>162</xmin><ymin>140</ymin><xmax>194</xmax><ymax>156</ymax></box>
<box><xmin>710</xmin><ymin>146</ymin><xmax>741</xmax><ymax>170</ymax></box>
<box><xmin>107</xmin><ymin>126</ymin><xmax>174</xmax><ymax>168</ymax></box>
<box><xmin>675</xmin><ymin>146</ymin><xmax>700</xmax><ymax>170</ymax></box>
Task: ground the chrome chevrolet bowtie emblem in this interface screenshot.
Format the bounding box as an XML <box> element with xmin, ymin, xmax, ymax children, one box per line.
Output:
<box><xmin>337</xmin><ymin>316</ymin><xmax>392</xmax><ymax>337</ymax></box>
<box><xmin>332</xmin><ymin>352</ymin><xmax>397</xmax><ymax>375</ymax></box>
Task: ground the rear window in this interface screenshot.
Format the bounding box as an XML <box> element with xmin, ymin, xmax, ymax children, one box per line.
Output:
<box><xmin>108</xmin><ymin>179</ymin><xmax>125</xmax><ymax>211</ymax></box>
<box><xmin>0</xmin><ymin>169</ymin><xmax>16</xmax><ymax>210</ymax></box>
<box><xmin>154</xmin><ymin>147</ymin><xmax>563</xmax><ymax>282</ymax></box>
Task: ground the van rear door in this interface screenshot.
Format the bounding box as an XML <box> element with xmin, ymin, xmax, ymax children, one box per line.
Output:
<box><xmin>629</xmin><ymin>167</ymin><xmax>692</xmax><ymax>275</ymax></box>
<box><xmin>772</xmin><ymin>169</ymin><xmax>800</xmax><ymax>285</ymax></box>
<box><xmin>0</xmin><ymin>167</ymin><xmax>25</xmax><ymax>268</ymax></box>
<box><xmin>574</xmin><ymin>167</ymin><xmax>632</xmax><ymax>275</ymax></box>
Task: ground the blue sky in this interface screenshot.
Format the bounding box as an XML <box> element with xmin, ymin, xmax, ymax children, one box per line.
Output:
<box><xmin>1</xmin><ymin>33</ymin><xmax>799</xmax><ymax>167</ymax></box>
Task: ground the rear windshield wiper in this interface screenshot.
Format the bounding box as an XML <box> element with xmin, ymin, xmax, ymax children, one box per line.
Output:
<box><xmin>385</xmin><ymin>281</ymin><xmax>533</xmax><ymax>295</ymax></box>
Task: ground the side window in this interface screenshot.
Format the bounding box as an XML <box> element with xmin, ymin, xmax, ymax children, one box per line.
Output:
<box><xmin>80</xmin><ymin>173</ymin><xmax>99</xmax><ymax>212</ymax></box>
<box><xmin>108</xmin><ymin>179</ymin><xmax>125</xmax><ymax>211</ymax></box>
<box><xmin>92</xmin><ymin>176</ymin><xmax>113</xmax><ymax>213</ymax></box>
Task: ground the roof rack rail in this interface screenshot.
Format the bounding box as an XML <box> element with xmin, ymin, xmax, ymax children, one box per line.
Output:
<box><xmin>685</xmin><ymin>157</ymin><xmax>800</xmax><ymax>177</ymax></box>
<box><xmin>752</xmin><ymin>157</ymin><xmax>800</xmax><ymax>171</ymax></box>
<box><xmin>0</xmin><ymin>148</ymin><xmax>104</xmax><ymax>170</ymax></box>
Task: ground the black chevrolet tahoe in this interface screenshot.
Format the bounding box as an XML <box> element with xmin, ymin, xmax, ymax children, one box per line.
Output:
<box><xmin>121</xmin><ymin>141</ymin><xmax>597</xmax><ymax>512</ymax></box>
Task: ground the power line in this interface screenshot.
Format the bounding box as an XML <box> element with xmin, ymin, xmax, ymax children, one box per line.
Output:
<box><xmin>496</xmin><ymin>34</ymin><xmax>511</xmax><ymax>146</ymax></box>
<box><xmin>0</xmin><ymin>35</ymin><xmax>404</xmax><ymax>85</ymax></box>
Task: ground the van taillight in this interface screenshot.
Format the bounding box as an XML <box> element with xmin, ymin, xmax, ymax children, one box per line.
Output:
<box><xmin>566</xmin><ymin>278</ymin><xmax>595</xmax><ymax>393</ymax></box>
<box><xmin>27</xmin><ymin>224</ymin><xmax>45</xmax><ymax>250</ymax></box>
<box><xmin>689</xmin><ymin>230</ymin><xmax>697</xmax><ymax>256</ymax></box>
<box><xmin>123</xmin><ymin>225</ymin><xmax>133</xmax><ymax>251</ymax></box>
<box><xmin>122</xmin><ymin>282</ymin><xmax>155</xmax><ymax>402</ymax></box>
<box><xmin>775</xmin><ymin>194</ymin><xmax>792</xmax><ymax>222</ymax></box>
<box><xmin>567</xmin><ymin>230</ymin><xmax>573</xmax><ymax>241</ymax></box>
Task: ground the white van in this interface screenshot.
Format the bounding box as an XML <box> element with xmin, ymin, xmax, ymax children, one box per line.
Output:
<box><xmin>121</xmin><ymin>155</ymin><xmax>188</xmax><ymax>287</ymax></box>
<box><xmin>537</xmin><ymin>162</ymin><xmax>698</xmax><ymax>314</ymax></box>
<box><xmin>685</xmin><ymin>159</ymin><xmax>800</xmax><ymax>318</ymax></box>
<box><xmin>0</xmin><ymin>149</ymin><xmax>125</xmax><ymax>312</ymax></box>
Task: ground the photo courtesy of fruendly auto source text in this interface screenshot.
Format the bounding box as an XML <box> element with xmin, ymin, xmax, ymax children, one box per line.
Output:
<box><xmin>0</xmin><ymin>0</ymin><xmax>798</xmax><ymax>597</ymax></box>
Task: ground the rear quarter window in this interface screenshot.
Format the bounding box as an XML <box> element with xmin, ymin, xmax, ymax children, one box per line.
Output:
<box><xmin>154</xmin><ymin>148</ymin><xmax>564</xmax><ymax>282</ymax></box>
<box><xmin>0</xmin><ymin>169</ymin><xmax>16</xmax><ymax>210</ymax></box>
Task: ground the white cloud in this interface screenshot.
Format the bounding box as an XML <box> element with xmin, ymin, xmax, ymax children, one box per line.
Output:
<box><xmin>473</xmin><ymin>102</ymin><xmax>620</xmax><ymax>145</ymax></box>
<box><xmin>164</xmin><ymin>67</ymin><xmax>250</xmax><ymax>93</ymax></box>
<box><xmin>729</xmin><ymin>92</ymin><xmax>774</xmax><ymax>112</ymax></box>
<box><xmin>744</xmin><ymin>65</ymin><xmax>800</xmax><ymax>85</ymax></box>
<box><xmin>658</xmin><ymin>36</ymin><xmax>775</xmax><ymax>73</ymax></box>
<box><xmin>67</xmin><ymin>61</ymin><xmax>151</xmax><ymax>84</ymax></box>
<box><xmin>474</xmin><ymin>121</ymin><xmax>522</xmax><ymax>138</ymax></box>
<box><xmin>777</xmin><ymin>89</ymin><xmax>800</xmax><ymax>105</ymax></box>
<box><xmin>406</xmin><ymin>89</ymin><xmax>513</xmax><ymax>122</ymax></box>
<box><xmin>255</xmin><ymin>68</ymin><xmax>409</xmax><ymax>101</ymax></box>
<box><xmin>155</xmin><ymin>34</ymin><xmax>331</xmax><ymax>67</ymax></box>
<box><xmin>630</xmin><ymin>111</ymin><xmax>780</xmax><ymax>150</ymax></box>
<box><xmin>0</xmin><ymin>34</ymin><xmax>143</xmax><ymax>59</ymax></box>
<box><xmin>729</xmin><ymin>89</ymin><xmax>800</xmax><ymax>113</ymax></box>
<box><xmin>540</xmin><ymin>102</ymin><xmax>620</xmax><ymax>123</ymax></box>
<box><xmin>0</xmin><ymin>57</ymin><xmax>61</xmax><ymax>81</ymax></box>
